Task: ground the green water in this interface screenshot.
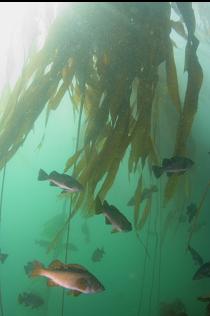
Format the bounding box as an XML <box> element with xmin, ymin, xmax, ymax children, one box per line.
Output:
<box><xmin>0</xmin><ymin>3</ymin><xmax>210</xmax><ymax>316</ymax></box>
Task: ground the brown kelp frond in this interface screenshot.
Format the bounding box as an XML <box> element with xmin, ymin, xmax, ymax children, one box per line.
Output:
<box><xmin>41</xmin><ymin>211</ymin><xmax>67</xmax><ymax>241</ymax></box>
<box><xmin>165</xmin><ymin>38</ymin><xmax>182</xmax><ymax>114</ymax></box>
<box><xmin>0</xmin><ymin>68</ymin><xmax>61</xmax><ymax>170</ymax></box>
<box><xmin>170</xmin><ymin>20</ymin><xmax>188</xmax><ymax>40</ymax></box>
<box><xmin>188</xmin><ymin>181</ymin><xmax>210</xmax><ymax>244</ymax></box>
<box><xmin>64</xmin><ymin>148</ymin><xmax>83</xmax><ymax>173</ymax></box>
<box><xmin>47</xmin><ymin>62</ymin><xmax>75</xmax><ymax>112</ymax></box>
<box><xmin>136</xmin><ymin>196</ymin><xmax>153</xmax><ymax>232</ymax></box>
<box><xmin>133</xmin><ymin>174</ymin><xmax>143</xmax><ymax>229</ymax></box>
<box><xmin>164</xmin><ymin>3</ymin><xmax>203</xmax><ymax>205</ymax></box>
<box><xmin>195</xmin><ymin>3</ymin><xmax>210</xmax><ymax>42</ymax></box>
<box><xmin>0</xmin><ymin>6</ymin><xmax>77</xmax><ymax>169</ymax></box>
<box><xmin>160</xmin><ymin>208</ymin><xmax>178</xmax><ymax>246</ymax></box>
<box><xmin>128</xmin><ymin>75</ymin><xmax>159</xmax><ymax>172</ymax></box>
<box><xmin>0</xmin><ymin>3</ymin><xmax>203</xmax><ymax>225</ymax></box>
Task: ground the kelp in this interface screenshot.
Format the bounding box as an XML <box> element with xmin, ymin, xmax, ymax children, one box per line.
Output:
<box><xmin>41</xmin><ymin>199</ymin><xmax>68</xmax><ymax>238</ymax></box>
<box><xmin>170</xmin><ymin>20</ymin><xmax>188</xmax><ymax>40</ymax></box>
<box><xmin>195</xmin><ymin>3</ymin><xmax>210</xmax><ymax>41</ymax></box>
<box><xmin>133</xmin><ymin>174</ymin><xmax>143</xmax><ymax>229</ymax></box>
<box><xmin>136</xmin><ymin>196</ymin><xmax>153</xmax><ymax>231</ymax></box>
<box><xmin>131</xmin><ymin>175</ymin><xmax>154</xmax><ymax>232</ymax></box>
<box><xmin>164</xmin><ymin>2</ymin><xmax>203</xmax><ymax>205</ymax></box>
<box><xmin>0</xmin><ymin>3</ymin><xmax>203</xmax><ymax>229</ymax></box>
<box><xmin>188</xmin><ymin>180</ymin><xmax>210</xmax><ymax>245</ymax></box>
<box><xmin>165</xmin><ymin>38</ymin><xmax>182</xmax><ymax>114</ymax></box>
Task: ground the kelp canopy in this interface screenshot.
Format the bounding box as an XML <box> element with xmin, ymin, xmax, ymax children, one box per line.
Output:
<box><xmin>0</xmin><ymin>3</ymin><xmax>203</xmax><ymax>228</ymax></box>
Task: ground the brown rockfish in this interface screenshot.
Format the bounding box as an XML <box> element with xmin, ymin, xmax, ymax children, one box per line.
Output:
<box><xmin>18</xmin><ymin>292</ymin><xmax>44</xmax><ymax>309</ymax></box>
<box><xmin>38</xmin><ymin>169</ymin><xmax>84</xmax><ymax>193</ymax></box>
<box><xmin>197</xmin><ymin>294</ymin><xmax>210</xmax><ymax>302</ymax></box>
<box><xmin>95</xmin><ymin>197</ymin><xmax>132</xmax><ymax>233</ymax></box>
<box><xmin>152</xmin><ymin>156</ymin><xmax>194</xmax><ymax>178</ymax></box>
<box><xmin>127</xmin><ymin>185</ymin><xmax>158</xmax><ymax>207</ymax></box>
<box><xmin>25</xmin><ymin>260</ymin><xmax>105</xmax><ymax>296</ymax></box>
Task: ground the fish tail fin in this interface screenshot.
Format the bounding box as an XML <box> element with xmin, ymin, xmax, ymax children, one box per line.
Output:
<box><xmin>95</xmin><ymin>196</ymin><xmax>103</xmax><ymax>215</ymax></box>
<box><xmin>30</xmin><ymin>261</ymin><xmax>44</xmax><ymax>277</ymax></box>
<box><xmin>38</xmin><ymin>169</ymin><xmax>48</xmax><ymax>181</ymax></box>
<box><xmin>152</xmin><ymin>165</ymin><xmax>163</xmax><ymax>178</ymax></box>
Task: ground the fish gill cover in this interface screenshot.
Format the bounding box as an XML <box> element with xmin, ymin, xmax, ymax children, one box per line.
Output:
<box><xmin>0</xmin><ymin>3</ymin><xmax>203</xmax><ymax>239</ymax></box>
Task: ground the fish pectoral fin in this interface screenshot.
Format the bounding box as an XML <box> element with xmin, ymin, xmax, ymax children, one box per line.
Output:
<box><xmin>49</xmin><ymin>259</ymin><xmax>64</xmax><ymax>270</ymax></box>
<box><xmin>49</xmin><ymin>182</ymin><xmax>57</xmax><ymax>186</ymax></box>
<box><xmin>105</xmin><ymin>217</ymin><xmax>112</xmax><ymax>225</ymax></box>
<box><xmin>111</xmin><ymin>228</ymin><xmax>118</xmax><ymax>234</ymax></box>
<box><xmin>60</xmin><ymin>190</ymin><xmax>68</xmax><ymax>194</ymax></box>
<box><xmin>47</xmin><ymin>279</ymin><xmax>58</xmax><ymax>287</ymax></box>
<box><xmin>50</xmin><ymin>171</ymin><xmax>60</xmax><ymax>177</ymax></box>
<box><xmin>68</xmin><ymin>290</ymin><xmax>82</xmax><ymax>297</ymax></box>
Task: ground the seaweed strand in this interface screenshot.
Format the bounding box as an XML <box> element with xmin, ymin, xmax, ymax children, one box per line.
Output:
<box><xmin>188</xmin><ymin>181</ymin><xmax>210</xmax><ymax>245</ymax></box>
<box><xmin>0</xmin><ymin>285</ymin><xmax>4</xmax><ymax>316</ymax></box>
<box><xmin>61</xmin><ymin>87</ymin><xmax>85</xmax><ymax>316</ymax></box>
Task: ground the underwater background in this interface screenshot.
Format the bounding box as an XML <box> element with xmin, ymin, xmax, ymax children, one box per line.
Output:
<box><xmin>0</xmin><ymin>3</ymin><xmax>210</xmax><ymax>316</ymax></box>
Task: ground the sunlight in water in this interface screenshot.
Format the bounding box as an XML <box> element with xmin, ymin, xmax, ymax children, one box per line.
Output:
<box><xmin>0</xmin><ymin>2</ymin><xmax>62</xmax><ymax>90</ymax></box>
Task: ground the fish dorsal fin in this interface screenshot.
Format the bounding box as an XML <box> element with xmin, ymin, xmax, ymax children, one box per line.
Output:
<box><xmin>50</xmin><ymin>171</ymin><xmax>60</xmax><ymax>177</ymax></box>
<box><xmin>162</xmin><ymin>158</ymin><xmax>171</xmax><ymax>167</ymax></box>
<box><xmin>49</xmin><ymin>260</ymin><xmax>64</xmax><ymax>270</ymax></box>
<box><xmin>105</xmin><ymin>217</ymin><xmax>112</xmax><ymax>225</ymax></box>
<box><xmin>47</xmin><ymin>279</ymin><xmax>58</xmax><ymax>287</ymax></box>
<box><xmin>60</xmin><ymin>173</ymin><xmax>68</xmax><ymax>178</ymax></box>
<box><xmin>65</xmin><ymin>264</ymin><xmax>88</xmax><ymax>272</ymax></box>
<box><xmin>170</xmin><ymin>156</ymin><xmax>180</xmax><ymax>162</ymax></box>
